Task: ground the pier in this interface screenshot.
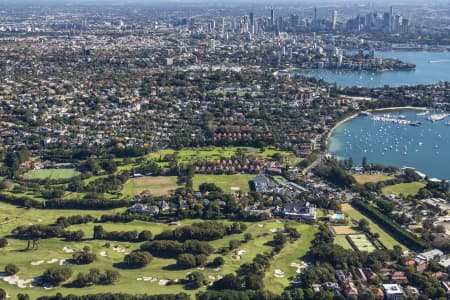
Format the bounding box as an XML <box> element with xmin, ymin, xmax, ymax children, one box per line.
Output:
<box><xmin>370</xmin><ymin>115</ymin><xmax>421</xmax><ymax>126</ymax></box>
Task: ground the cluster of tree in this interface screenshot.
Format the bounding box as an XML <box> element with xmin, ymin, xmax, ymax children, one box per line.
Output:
<box><xmin>78</xmin><ymin>158</ymin><xmax>113</xmax><ymax>175</ymax></box>
<box><xmin>123</xmin><ymin>251</ymin><xmax>153</xmax><ymax>268</ymax></box>
<box><xmin>12</xmin><ymin>224</ymin><xmax>84</xmax><ymax>243</ymax></box>
<box><xmin>315</xmin><ymin>159</ymin><xmax>355</xmax><ymax>188</ymax></box>
<box><xmin>212</xmin><ymin>253</ymin><xmax>271</xmax><ymax>291</ymax></box>
<box><xmin>272</xmin><ymin>232</ymin><xmax>288</xmax><ymax>253</ymax></box>
<box><xmin>74</xmin><ymin>173</ymin><xmax>129</xmax><ymax>194</ymax></box>
<box><xmin>111</xmin><ymin>146</ymin><xmax>149</xmax><ymax>158</ymax></box>
<box><xmin>0</xmin><ymin>192</ymin><xmax>44</xmax><ymax>209</ymax></box>
<box><xmin>198</xmin><ymin>183</ymin><xmax>222</xmax><ymax>193</ymax></box>
<box><xmin>1</xmin><ymin>147</ymin><xmax>30</xmax><ymax>178</ymax></box>
<box><xmin>132</xmin><ymin>161</ymin><xmax>163</xmax><ymax>177</ymax></box>
<box><xmin>72</xmin><ymin>269</ymin><xmax>120</xmax><ymax>287</ymax></box>
<box><xmin>98</xmin><ymin>214</ymin><xmax>136</xmax><ymax>223</ymax></box>
<box><xmin>0</xmin><ymin>238</ymin><xmax>8</xmax><ymax>248</ymax></box>
<box><xmin>352</xmin><ymin>199</ymin><xmax>427</xmax><ymax>250</ymax></box>
<box><xmin>403</xmin><ymin>266</ymin><xmax>448</xmax><ymax>299</ymax></box>
<box><xmin>0</xmin><ymin>193</ymin><xmax>129</xmax><ymax>210</ymax></box>
<box><xmin>417</xmin><ymin>180</ymin><xmax>450</xmax><ymax>200</ymax></box>
<box><xmin>44</xmin><ymin>198</ymin><xmax>130</xmax><ymax>210</ymax></box>
<box><xmin>72</xmin><ymin>247</ymin><xmax>96</xmax><ymax>265</ymax></box>
<box><xmin>93</xmin><ymin>225</ymin><xmax>138</xmax><ymax>242</ymax></box>
<box><xmin>42</xmin><ymin>266</ymin><xmax>73</xmax><ymax>286</ymax></box>
<box><xmin>56</xmin><ymin>215</ymin><xmax>96</xmax><ymax>228</ymax></box>
<box><xmin>176</xmin><ymin>253</ymin><xmax>208</xmax><ymax>268</ymax></box>
<box><xmin>186</xmin><ymin>271</ymin><xmax>209</xmax><ymax>289</ymax></box>
<box><xmin>36</xmin><ymin>293</ymin><xmax>189</xmax><ymax>300</ymax></box>
<box><xmin>196</xmin><ymin>290</ymin><xmax>280</xmax><ymax>300</ymax></box>
<box><xmin>156</xmin><ymin>221</ymin><xmax>247</xmax><ymax>242</ymax></box>
<box><xmin>140</xmin><ymin>240</ymin><xmax>214</xmax><ymax>258</ymax></box>
<box><xmin>4</xmin><ymin>264</ymin><xmax>19</xmax><ymax>275</ymax></box>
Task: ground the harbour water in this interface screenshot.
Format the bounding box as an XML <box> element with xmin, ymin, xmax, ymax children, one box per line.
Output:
<box><xmin>328</xmin><ymin>109</ymin><xmax>450</xmax><ymax>180</ymax></box>
<box><xmin>294</xmin><ymin>51</ymin><xmax>450</xmax><ymax>88</ymax></box>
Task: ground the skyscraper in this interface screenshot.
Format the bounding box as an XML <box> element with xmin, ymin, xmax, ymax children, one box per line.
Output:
<box><xmin>270</xmin><ymin>9</ymin><xmax>275</xmax><ymax>26</ymax></box>
<box><xmin>332</xmin><ymin>10</ymin><xmax>337</xmax><ymax>30</ymax></box>
<box><xmin>249</xmin><ymin>12</ymin><xmax>254</xmax><ymax>28</ymax></box>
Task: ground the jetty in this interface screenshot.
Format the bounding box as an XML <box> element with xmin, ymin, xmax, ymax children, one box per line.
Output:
<box><xmin>370</xmin><ymin>115</ymin><xmax>421</xmax><ymax>126</ymax></box>
<box><xmin>428</xmin><ymin>113</ymin><xmax>449</xmax><ymax>122</ymax></box>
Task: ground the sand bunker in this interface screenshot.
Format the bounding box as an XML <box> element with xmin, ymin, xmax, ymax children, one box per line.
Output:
<box><xmin>100</xmin><ymin>251</ymin><xmax>108</xmax><ymax>257</ymax></box>
<box><xmin>237</xmin><ymin>249</ymin><xmax>246</xmax><ymax>256</ymax></box>
<box><xmin>31</xmin><ymin>260</ymin><xmax>44</xmax><ymax>266</ymax></box>
<box><xmin>290</xmin><ymin>261</ymin><xmax>308</xmax><ymax>273</ymax></box>
<box><xmin>112</xmin><ymin>245</ymin><xmax>126</xmax><ymax>253</ymax></box>
<box><xmin>258</xmin><ymin>224</ymin><xmax>264</xmax><ymax>228</ymax></box>
<box><xmin>2</xmin><ymin>275</ymin><xmax>34</xmax><ymax>289</ymax></box>
<box><xmin>274</xmin><ymin>269</ymin><xmax>285</xmax><ymax>278</ymax></box>
<box><xmin>63</xmin><ymin>246</ymin><xmax>75</xmax><ymax>253</ymax></box>
<box><xmin>158</xmin><ymin>279</ymin><xmax>170</xmax><ymax>286</ymax></box>
<box><xmin>47</xmin><ymin>258</ymin><xmax>59</xmax><ymax>264</ymax></box>
<box><xmin>270</xmin><ymin>228</ymin><xmax>278</xmax><ymax>233</ymax></box>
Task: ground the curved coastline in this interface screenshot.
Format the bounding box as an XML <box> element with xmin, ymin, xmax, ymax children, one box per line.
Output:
<box><xmin>326</xmin><ymin>113</ymin><xmax>358</xmax><ymax>147</ymax></box>
<box><xmin>369</xmin><ymin>106</ymin><xmax>428</xmax><ymax>112</ymax></box>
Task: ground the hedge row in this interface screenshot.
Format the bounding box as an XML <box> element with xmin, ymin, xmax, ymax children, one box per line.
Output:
<box><xmin>352</xmin><ymin>199</ymin><xmax>427</xmax><ymax>251</ymax></box>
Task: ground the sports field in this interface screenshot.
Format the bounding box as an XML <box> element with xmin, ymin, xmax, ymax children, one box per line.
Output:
<box><xmin>332</xmin><ymin>226</ymin><xmax>358</xmax><ymax>235</ymax></box>
<box><xmin>272</xmin><ymin>176</ymin><xmax>289</xmax><ymax>185</ymax></box>
<box><xmin>122</xmin><ymin>176</ymin><xmax>181</xmax><ymax>196</ymax></box>
<box><xmin>381</xmin><ymin>182</ymin><xmax>426</xmax><ymax>197</ymax></box>
<box><xmin>353</xmin><ymin>173</ymin><xmax>395</xmax><ymax>184</ymax></box>
<box><xmin>347</xmin><ymin>234</ymin><xmax>376</xmax><ymax>252</ymax></box>
<box><xmin>193</xmin><ymin>174</ymin><xmax>255</xmax><ymax>192</ymax></box>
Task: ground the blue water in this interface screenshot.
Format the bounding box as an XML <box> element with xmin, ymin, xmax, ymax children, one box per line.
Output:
<box><xmin>294</xmin><ymin>51</ymin><xmax>450</xmax><ymax>88</ymax></box>
<box><xmin>328</xmin><ymin>110</ymin><xmax>450</xmax><ymax>180</ymax></box>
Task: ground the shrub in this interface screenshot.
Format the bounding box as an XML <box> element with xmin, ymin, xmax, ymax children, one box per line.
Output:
<box><xmin>42</xmin><ymin>266</ymin><xmax>73</xmax><ymax>285</ymax></box>
<box><xmin>123</xmin><ymin>251</ymin><xmax>152</xmax><ymax>268</ymax></box>
<box><xmin>5</xmin><ymin>264</ymin><xmax>19</xmax><ymax>275</ymax></box>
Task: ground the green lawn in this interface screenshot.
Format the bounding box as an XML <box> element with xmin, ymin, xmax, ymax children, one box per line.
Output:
<box><xmin>353</xmin><ymin>173</ymin><xmax>395</xmax><ymax>185</ymax></box>
<box><xmin>193</xmin><ymin>174</ymin><xmax>255</xmax><ymax>193</ymax></box>
<box><xmin>381</xmin><ymin>182</ymin><xmax>426</xmax><ymax>197</ymax></box>
<box><xmin>122</xmin><ymin>176</ymin><xmax>181</xmax><ymax>197</ymax></box>
<box><xmin>342</xmin><ymin>203</ymin><xmax>407</xmax><ymax>250</ymax></box>
<box><xmin>24</xmin><ymin>169</ymin><xmax>81</xmax><ymax>180</ymax></box>
<box><xmin>334</xmin><ymin>235</ymin><xmax>354</xmax><ymax>250</ymax></box>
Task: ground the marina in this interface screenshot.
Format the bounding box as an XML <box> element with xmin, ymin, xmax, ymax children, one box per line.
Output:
<box><xmin>370</xmin><ymin>115</ymin><xmax>421</xmax><ymax>126</ymax></box>
<box><xmin>328</xmin><ymin>109</ymin><xmax>450</xmax><ymax>180</ymax></box>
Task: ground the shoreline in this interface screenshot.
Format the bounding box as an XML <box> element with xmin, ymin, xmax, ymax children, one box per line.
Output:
<box><xmin>369</xmin><ymin>106</ymin><xmax>428</xmax><ymax>112</ymax></box>
<box><xmin>326</xmin><ymin>113</ymin><xmax>359</xmax><ymax>146</ymax></box>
